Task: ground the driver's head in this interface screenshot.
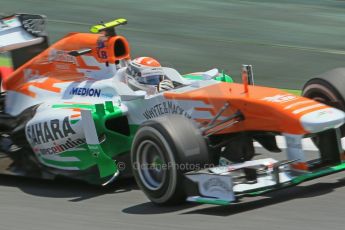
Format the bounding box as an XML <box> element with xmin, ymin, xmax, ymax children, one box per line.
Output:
<box><xmin>126</xmin><ymin>57</ymin><xmax>164</xmax><ymax>86</ymax></box>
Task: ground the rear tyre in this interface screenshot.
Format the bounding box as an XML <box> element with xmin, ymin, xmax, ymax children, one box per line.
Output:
<box><xmin>131</xmin><ymin>115</ymin><xmax>210</xmax><ymax>205</ymax></box>
<box><xmin>302</xmin><ymin>68</ymin><xmax>345</xmax><ymax>136</ymax></box>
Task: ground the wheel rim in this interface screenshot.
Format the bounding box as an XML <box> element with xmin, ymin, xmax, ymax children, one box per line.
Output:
<box><xmin>136</xmin><ymin>140</ymin><xmax>167</xmax><ymax>191</ymax></box>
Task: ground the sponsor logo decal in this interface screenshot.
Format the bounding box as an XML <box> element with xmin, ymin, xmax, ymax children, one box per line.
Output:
<box><xmin>203</xmin><ymin>177</ymin><xmax>231</xmax><ymax>192</ymax></box>
<box><xmin>39</xmin><ymin>138</ymin><xmax>86</xmax><ymax>155</ymax></box>
<box><xmin>26</xmin><ymin>116</ymin><xmax>76</xmax><ymax>145</ymax></box>
<box><xmin>262</xmin><ymin>94</ymin><xmax>297</xmax><ymax>103</ymax></box>
<box><xmin>142</xmin><ymin>101</ymin><xmax>192</xmax><ymax>119</ymax></box>
<box><xmin>22</xmin><ymin>18</ymin><xmax>45</xmax><ymax>35</ymax></box>
<box><xmin>69</xmin><ymin>87</ymin><xmax>101</xmax><ymax>97</ymax></box>
<box><xmin>23</xmin><ymin>68</ymin><xmax>41</xmax><ymax>81</ymax></box>
<box><xmin>96</xmin><ymin>37</ymin><xmax>108</xmax><ymax>59</ymax></box>
<box><xmin>49</xmin><ymin>49</ymin><xmax>77</xmax><ymax>65</ymax></box>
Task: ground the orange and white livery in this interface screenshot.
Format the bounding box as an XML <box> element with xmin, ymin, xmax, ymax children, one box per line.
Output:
<box><xmin>1</xmin><ymin>14</ymin><xmax>345</xmax><ymax>206</ymax></box>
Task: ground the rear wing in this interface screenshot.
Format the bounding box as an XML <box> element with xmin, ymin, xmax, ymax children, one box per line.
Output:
<box><xmin>0</xmin><ymin>14</ymin><xmax>49</xmax><ymax>69</ymax></box>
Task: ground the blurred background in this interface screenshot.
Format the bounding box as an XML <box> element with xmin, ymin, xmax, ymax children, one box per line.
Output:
<box><xmin>1</xmin><ymin>0</ymin><xmax>345</xmax><ymax>89</ymax></box>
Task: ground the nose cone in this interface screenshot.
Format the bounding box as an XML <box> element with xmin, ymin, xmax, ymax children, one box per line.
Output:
<box><xmin>300</xmin><ymin>108</ymin><xmax>345</xmax><ymax>133</ymax></box>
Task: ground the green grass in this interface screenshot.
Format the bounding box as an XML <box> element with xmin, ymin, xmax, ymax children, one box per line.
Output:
<box><xmin>282</xmin><ymin>88</ymin><xmax>301</xmax><ymax>95</ymax></box>
<box><xmin>0</xmin><ymin>56</ymin><xmax>12</xmax><ymax>67</ymax></box>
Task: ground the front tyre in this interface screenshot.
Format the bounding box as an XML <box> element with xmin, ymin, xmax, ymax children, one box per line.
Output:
<box><xmin>302</xmin><ymin>68</ymin><xmax>345</xmax><ymax>136</ymax></box>
<box><xmin>131</xmin><ymin>115</ymin><xmax>210</xmax><ymax>205</ymax></box>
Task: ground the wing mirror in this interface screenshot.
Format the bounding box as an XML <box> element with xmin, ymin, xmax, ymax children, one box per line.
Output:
<box><xmin>202</xmin><ymin>68</ymin><xmax>219</xmax><ymax>80</ymax></box>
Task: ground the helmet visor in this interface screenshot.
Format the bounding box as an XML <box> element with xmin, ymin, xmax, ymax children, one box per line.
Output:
<box><xmin>137</xmin><ymin>75</ymin><xmax>162</xmax><ymax>85</ymax></box>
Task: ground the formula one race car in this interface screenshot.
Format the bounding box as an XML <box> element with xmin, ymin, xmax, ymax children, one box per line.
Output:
<box><xmin>0</xmin><ymin>14</ymin><xmax>345</xmax><ymax>206</ymax></box>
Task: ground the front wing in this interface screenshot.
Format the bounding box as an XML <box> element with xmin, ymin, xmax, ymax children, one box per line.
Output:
<box><xmin>185</xmin><ymin>131</ymin><xmax>345</xmax><ymax>205</ymax></box>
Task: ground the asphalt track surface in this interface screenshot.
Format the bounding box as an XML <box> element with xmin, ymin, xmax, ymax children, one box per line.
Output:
<box><xmin>1</xmin><ymin>0</ymin><xmax>345</xmax><ymax>229</ymax></box>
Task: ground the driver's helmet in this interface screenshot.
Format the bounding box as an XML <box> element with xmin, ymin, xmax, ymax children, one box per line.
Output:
<box><xmin>126</xmin><ymin>57</ymin><xmax>164</xmax><ymax>86</ymax></box>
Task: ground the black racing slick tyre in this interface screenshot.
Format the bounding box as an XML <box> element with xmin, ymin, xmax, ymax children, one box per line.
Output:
<box><xmin>302</xmin><ymin>68</ymin><xmax>345</xmax><ymax>136</ymax></box>
<box><xmin>131</xmin><ymin>115</ymin><xmax>211</xmax><ymax>205</ymax></box>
